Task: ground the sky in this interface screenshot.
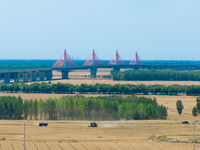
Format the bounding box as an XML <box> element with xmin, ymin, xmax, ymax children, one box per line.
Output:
<box><xmin>0</xmin><ymin>0</ymin><xmax>199</xmax><ymax>60</ymax></box>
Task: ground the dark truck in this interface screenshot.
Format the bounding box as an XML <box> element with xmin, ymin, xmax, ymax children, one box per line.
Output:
<box><xmin>39</xmin><ymin>123</ymin><xmax>48</xmax><ymax>127</ymax></box>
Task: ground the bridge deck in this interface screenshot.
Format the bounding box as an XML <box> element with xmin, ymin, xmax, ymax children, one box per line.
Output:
<box><xmin>0</xmin><ymin>64</ymin><xmax>200</xmax><ymax>73</ymax></box>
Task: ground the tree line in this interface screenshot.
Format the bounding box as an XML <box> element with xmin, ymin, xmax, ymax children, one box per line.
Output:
<box><xmin>1</xmin><ymin>82</ymin><xmax>200</xmax><ymax>96</ymax></box>
<box><xmin>111</xmin><ymin>70</ymin><xmax>200</xmax><ymax>81</ymax></box>
<box><xmin>0</xmin><ymin>95</ymin><xmax>167</xmax><ymax>120</ymax></box>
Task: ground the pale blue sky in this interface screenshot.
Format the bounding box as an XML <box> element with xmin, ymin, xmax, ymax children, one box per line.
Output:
<box><xmin>0</xmin><ymin>0</ymin><xmax>199</xmax><ymax>60</ymax></box>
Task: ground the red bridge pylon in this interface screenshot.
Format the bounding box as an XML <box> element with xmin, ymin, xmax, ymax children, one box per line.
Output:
<box><xmin>129</xmin><ymin>51</ymin><xmax>143</xmax><ymax>65</ymax></box>
<box><xmin>83</xmin><ymin>49</ymin><xmax>103</xmax><ymax>66</ymax></box>
<box><xmin>52</xmin><ymin>49</ymin><xmax>76</xmax><ymax>67</ymax></box>
<box><xmin>109</xmin><ymin>50</ymin><xmax>125</xmax><ymax>65</ymax></box>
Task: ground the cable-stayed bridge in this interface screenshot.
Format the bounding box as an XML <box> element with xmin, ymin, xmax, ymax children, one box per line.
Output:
<box><xmin>0</xmin><ymin>49</ymin><xmax>200</xmax><ymax>84</ymax></box>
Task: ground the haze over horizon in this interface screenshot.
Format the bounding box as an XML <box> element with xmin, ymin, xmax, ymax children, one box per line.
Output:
<box><xmin>0</xmin><ymin>0</ymin><xmax>199</xmax><ymax>60</ymax></box>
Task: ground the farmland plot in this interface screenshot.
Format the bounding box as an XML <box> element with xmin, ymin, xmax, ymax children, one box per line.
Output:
<box><xmin>0</xmin><ymin>142</ymin><xmax>198</xmax><ymax>150</ymax></box>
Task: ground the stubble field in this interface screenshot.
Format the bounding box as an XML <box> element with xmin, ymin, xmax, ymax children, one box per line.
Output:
<box><xmin>39</xmin><ymin>69</ymin><xmax>200</xmax><ymax>86</ymax></box>
<box><xmin>0</xmin><ymin>121</ymin><xmax>199</xmax><ymax>150</ymax></box>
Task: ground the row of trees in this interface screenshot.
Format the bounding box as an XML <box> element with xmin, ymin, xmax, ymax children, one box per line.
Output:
<box><xmin>0</xmin><ymin>60</ymin><xmax>54</xmax><ymax>70</ymax></box>
<box><xmin>0</xmin><ymin>96</ymin><xmax>23</xmax><ymax>119</ymax></box>
<box><xmin>0</xmin><ymin>95</ymin><xmax>167</xmax><ymax>120</ymax></box>
<box><xmin>1</xmin><ymin>82</ymin><xmax>200</xmax><ymax>96</ymax></box>
<box><xmin>111</xmin><ymin>70</ymin><xmax>200</xmax><ymax>81</ymax></box>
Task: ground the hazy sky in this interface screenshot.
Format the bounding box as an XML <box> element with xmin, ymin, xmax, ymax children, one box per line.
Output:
<box><xmin>0</xmin><ymin>0</ymin><xmax>199</xmax><ymax>60</ymax></box>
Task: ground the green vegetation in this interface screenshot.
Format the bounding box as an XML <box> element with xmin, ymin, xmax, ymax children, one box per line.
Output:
<box><xmin>192</xmin><ymin>97</ymin><xmax>200</xmax><ymax>116</ymax></box>
<box><xmin>1</xmin><ymin>82</ymin><xmax>200</xmax><ymax>96</ymax></box>
<box><xmin>0</xmin><ymin>60</ymin><xmax>54</xmax><ymax>70</ymax></box>
<box><xmin>196</xmin><ymin>97</ymin><xmax>200</xmax><ymax>114</ymax></box>
<box><xmin>176</xmin><ymin>100</ymin><xmax>184</xmax><ymax>115</ymax></box>
<box><xmin>157</xmin><ymin>135</ymin><xmax>168</xmax><ymax>142</ymax></box>
<box><xmin>111</xmin><ymin>70</ymin><xmax>200</xmax><ymax>81</ymax></box>
<box><xmin>192</xmin><ymin>107</ymin><xmax>198</xmax><ymax>116</ymax></box>
<box><xmin>0</xmin><ymin>96</ymin><xmax>23</xmax><ymax>119</ymax></box>
<box><xmin>148</xmin><ymin>135</ymin><xmax>156</xmax><ymax>140</ymax></box>
<box><xmin>1</xmin><ymin>137</ymin><xmax>6</xmax><ymax>141</ymax></box>
<box><xmin>0</xmin><ymin>95</ymin><xmax>167</xmax><ymax>120</ymax></box>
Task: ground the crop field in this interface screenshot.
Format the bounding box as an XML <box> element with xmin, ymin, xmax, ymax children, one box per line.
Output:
<box><xmin>0</xmin><ymin>142</ymin><xmax>198</xmax><ymax>150</ymax></box>
<box><xmin>49</xmin><ymin>78</ymin><xmax>200</xmax><ymax>86</ymax></box>
<box><xmin>46</xmin><ymin>69</ymin><xmax>200</xmax><ymax>86</ymax></box>
<box><xmin>138</xmin><ymin>95</ymin><xmax>198</xmax><ymax>123</ymax></box>
<box><xmin>0</xmin><ymin>122</ymin><xmax>199</xmax><ymax>150</ymax></box>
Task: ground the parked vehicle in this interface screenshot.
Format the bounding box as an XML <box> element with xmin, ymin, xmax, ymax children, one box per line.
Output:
<box><xmin>182</xmin><ymin>121</ymin><xmax>189</xmax><ymax>124</ymax></box>
<box><xmin>39</xmin><ymin>123</ymin><xmax>48</xmax><ymax>127</ymax></box>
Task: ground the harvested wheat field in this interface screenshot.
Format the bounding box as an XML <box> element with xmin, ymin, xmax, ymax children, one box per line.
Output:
<box><xmin>45</xmin><ymin>78</ymin><xmax>200</xmax><ymax>86</ymax></box>
<box><xmin>31</xmin><ymin>78</ymin><xmax>200</xmax><ymax>86</ymax></box>
<box><xmin>137</xmin><ymin>95</ymin><xmax>199</xmax><ymax>123</ymax></box>
<box><xmin>47</xmin><ymin>69</ymin><xmax>200</xmax><ymax>85</ymax></box>
<box><xmin>0</xmin><ymin>142</ymin><xmax>198</xmax><ymax>150</ymax></box>
<box><xmin>0</xmin><ymin>122</ymin><xmax>199</xmax><ymax>150</ymax></box>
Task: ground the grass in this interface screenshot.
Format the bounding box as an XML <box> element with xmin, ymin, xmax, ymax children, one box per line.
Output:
<box><xmin>71</xmin><ymin>140</ymin><xmax>78</xmax><ymax>143</ymax></box>
<box><xmin>157</xmin><ymin>135</ymin><xmax>168</xmax><ymax>142</ymax></box>
<box><xmin>1</xmin><ymin>137</ymin><xmax>5</xmax><ymax>141</ymax></box>
<box><xmin>148</xmin><ymin>135</ymin><xmax>156</xmax><ymax>140</ymax></box>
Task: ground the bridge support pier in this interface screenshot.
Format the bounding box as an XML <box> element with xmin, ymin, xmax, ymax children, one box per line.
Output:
<box><xmin>39</xmin><ymin>71</ymin><xmax>45</xmax><ymax>81</ymax></box>
<box><xmin>90</xmin><ymin>69</ymin><xmax>97</xmax><ymax>78</ymax></box>
<box><xmin>61</xmin><ymin>71</ymin><xmax>69</xmax><ymax>79</ymax></box>
<box><xmin>23</xmin><ymin>72</ymin><xmax>28</xmax><ymax>82</ymax></box>
<box><xmin>46</xmin><ymin>70</ymin><xmax>52</xmax><ymax>80</ymax></box>
<box><xmin>31</xmin><ymin>71</ymin><xmax>37</xmax><ymax>81</ymax></box>
<box><xmin>5</xmin><ymin>73</ymin><xmax>10</xmax><ymax>84</ymax></box>
<box><xmin>113</xmin><ymin>68</ymin><xmax>120</xmax><ymax>72</ymax></box>
<box><xmin>14</xmin><ymin>72</ymin><xmax>19</xmax><ymax>82</ymax></box>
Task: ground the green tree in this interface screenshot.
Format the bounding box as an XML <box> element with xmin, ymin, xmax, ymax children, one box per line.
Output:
<box><xmin>176</xmin><ymin>100</ymin><xmax>184</xmax><ymax>115</ymax></box>
<box><xmin>23</xmin><ymin>100</ymin><xmax>29</xmax><ymax>120</ymax></box>
<box><xmin>196</xmin><ymin>97</ymin><xmax>200</xmax><ymax>114</ymax></box>
<box><xmin>33</xmin><ymin>99</ymin><xmax>38</xmax><ymax>120</ymax></box>
<box><xmin>192</xmin><ymin>107</ymin><xmax>198</xmax><ymax>116</ymax></box>
<box><xmin>28</xmin><ymin>100</ymin><xmax>33</xmax><ymax>120</ymax></box>
<box><xmin>13</xmin><ymin>99</ymin><xmax>21</xmax><ymax>119</ymax></box>
<box><xmin>38</xmin><ymin>99</ymin><xmax>44</xmax><ymax>120</ymax></box>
